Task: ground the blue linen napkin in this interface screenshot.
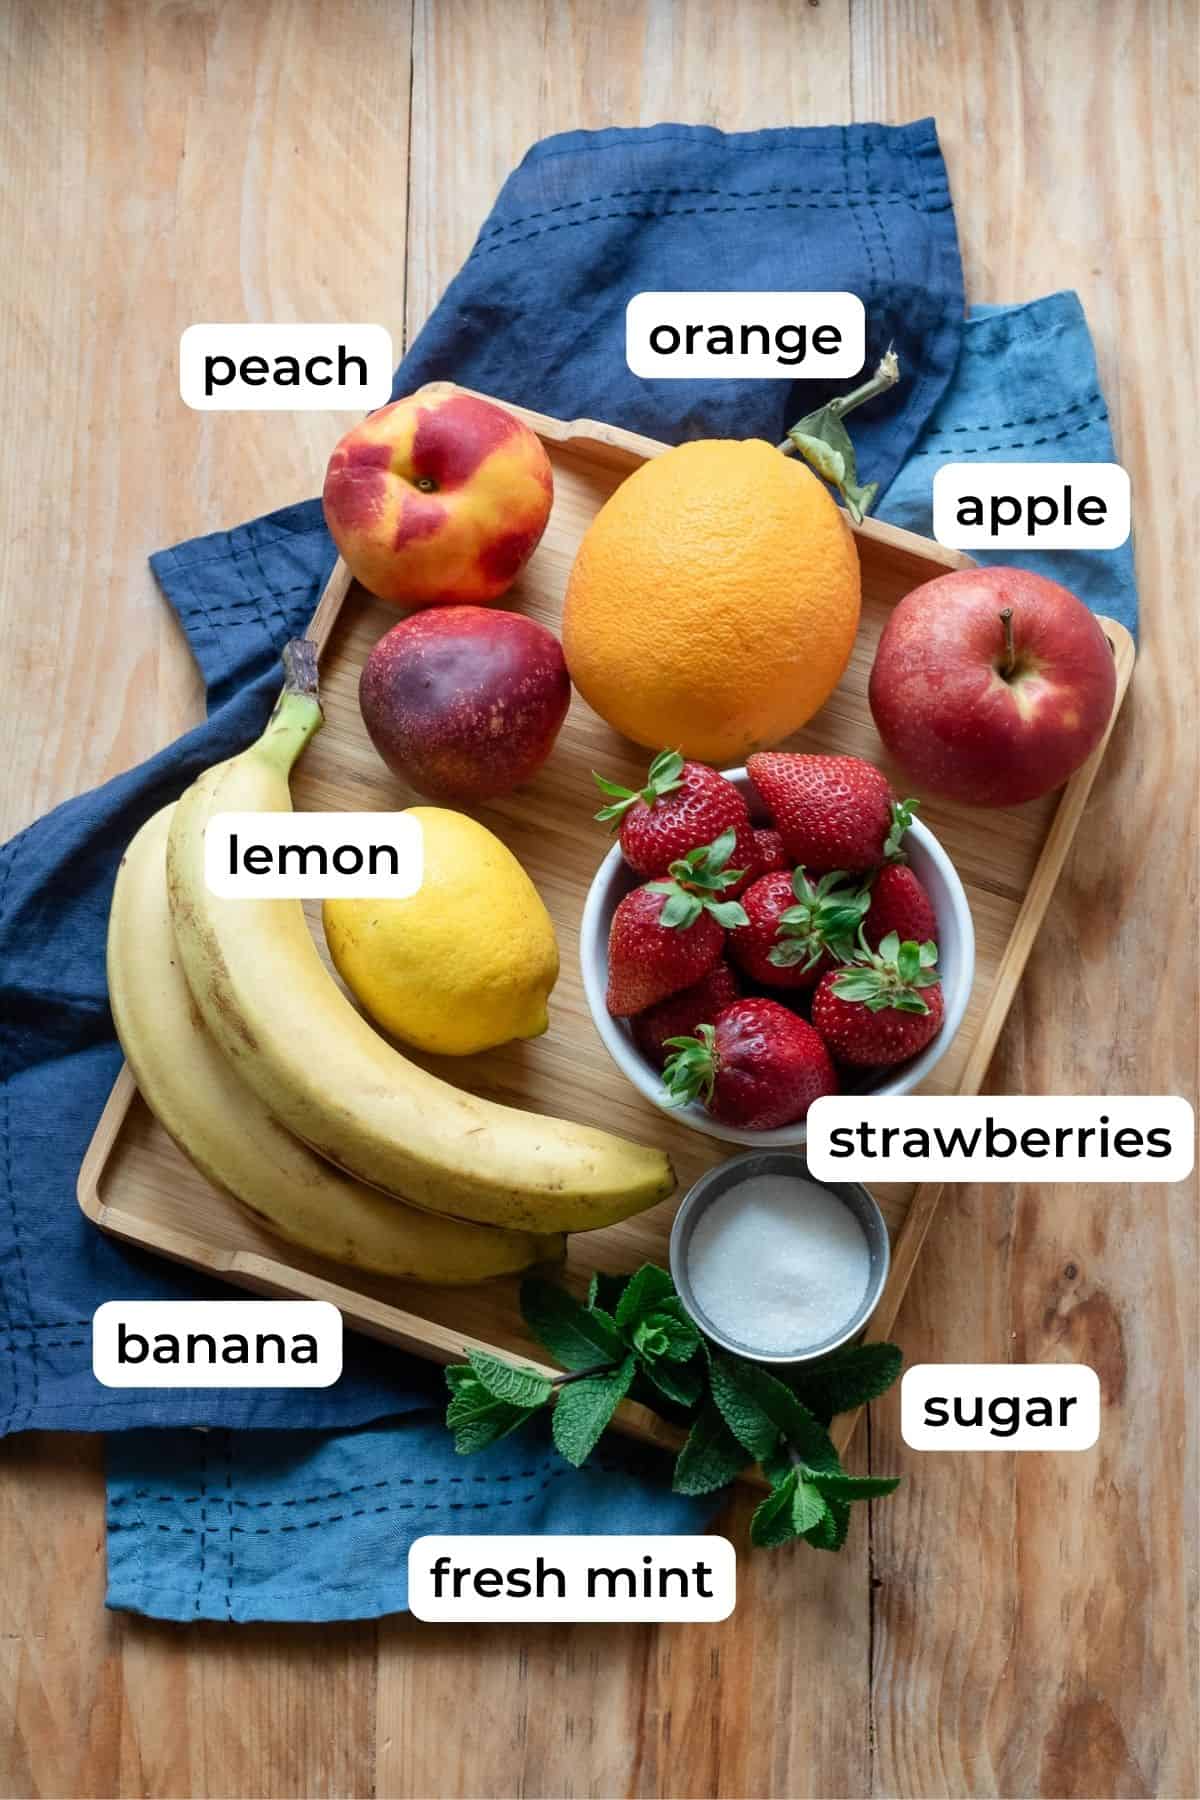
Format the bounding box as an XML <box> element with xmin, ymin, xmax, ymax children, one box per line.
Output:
<box><xmin>883</xmin><ymin>294</ymin><xmax>1136</xmax><ymax>635</ymax></box>
<box><xmin>106</xmin><ymin>1417</ymin><xmax>706</xmax><ymax>1623</ymax></box>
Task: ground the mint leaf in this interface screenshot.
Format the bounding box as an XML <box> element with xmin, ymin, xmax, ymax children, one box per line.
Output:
<box><xmin>707</xmin><ymin>1352</ymin><xmax>782</xmax><ymax>1460</ymax></box>
<box><xmin>633</xmin><ymin>1319</ymin><xmax>670</xmax><ymax>1360</ymax></box>
<box><xmin>804</xmin><ymin>1497</ymin><xmax>851</xmax><ymax>1551</ymax></box>
<box><xmin>636</xmin><ymin>1302</ymin><xmax>700</xmax><ymax>1364</ymax></box>
<box><xmin>446</xmin><ymin>1375</ymin><xmax>537</xmax><ymax>1454</ymax></box>
<box><xmin>672</xmin><ymin>1402</ymin><xmax>751</xmax><ymax>1495</ymax></box>
<box><xmin>793</xmin><ymin>1342</ymin><xmax>903</xmax><ymax>1422</ymax></box>
<box><xmin>644</xmin><ymin>1357</ymin><xmax>705</xmax><ymax>1409</ymax></box>
<box><xmin>709</xmin><ymin>1352</ymin><xmax>840</xmax><ymax>1469</ymax></box>
<box><xmin>809</xmin><ymin>1470</ymin><xmax>902</xmax><ymax>1501</ymax></box>
<box><xmin>615</xmin><ymin>1264</ymin><xmax>676</xmax><ymax>1333</ymax></box>
<box><xmin>792</xmin><ymin>1476</ymin><xmax>830</xmax><ymax>1535</ymax></box>
<box><xmin>750</xmin><ymin>1472</ymin><xmax>799</xmax><ymax>1548</ymax></box>
<box><xmin>521</xmin><ymin>1278</ymin><xmax>624</xmax><ymax>1370</ymax></box>
<box><xmin>466</xmin><ymin>1349</ymin><xmax>553</xmax><ymax>1411</ymax></box>
<box><xmin>551</xmin><ymin>1356</ymin><xmax>636</xmax><ymax>1467</ymax></box>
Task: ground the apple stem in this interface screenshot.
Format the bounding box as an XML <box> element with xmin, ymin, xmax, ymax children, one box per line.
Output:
<box><xmin>998</xmin><ymin>607</ymin><xmax>1017</xmax><ymax>679</ymax></box>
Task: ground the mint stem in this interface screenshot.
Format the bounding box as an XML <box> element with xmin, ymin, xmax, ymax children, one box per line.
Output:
<box><xmin>551</xmin><ymin>1363</ymin><xmax>613</xmax><ymax>1388</ymax></box>
<box><xmin>777</xmin><ymin>349</ymin><xmax>900</xmax><ymax>454</ymax></box>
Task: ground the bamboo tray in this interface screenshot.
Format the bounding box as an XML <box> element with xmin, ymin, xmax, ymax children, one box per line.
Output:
<box><xmin>79</xmin><ymin>386</ymin><xmax>1134</xmax><ymax>1463</ymax></box>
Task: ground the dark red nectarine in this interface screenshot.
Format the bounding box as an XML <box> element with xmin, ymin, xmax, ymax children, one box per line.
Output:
<box><xmin>359</xmin><ymin>606</ymin><xmax>571</xmax><ymax>803</ymax></box>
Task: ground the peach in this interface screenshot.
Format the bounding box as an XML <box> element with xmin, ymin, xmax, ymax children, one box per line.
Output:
<box><xmin>322</xmin><ymin>385</ymin><xmax>554</xmax><ymax>606</ymax></box>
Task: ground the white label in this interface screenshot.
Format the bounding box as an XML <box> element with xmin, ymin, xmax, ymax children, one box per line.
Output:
<box><xmin>625</xmin><ymin>292</ymin><xmax>864</xmax><ymax>379</ymax></box>
<box><xmin>180</xmin><ymin>323</ymin><xmax>394</xmax><ymax>410</ymax></box>
<box><xmin>408</xmin><ymin>1535</ymin><xmax>736</xmax><ymax>1622</ymax></box>
<box><xmin>806</xmin><ymin>1095</ymin><xmax>1194</xmax><ymax>1183</ymax></box>
<box><xmin>205</xmin><ymin>811</ymin><xmax>424</xmax><ymax>899</ymax></box>
<box><xmin>901</xmin><ymin>1364</ymin><xmax>1100</xmax><ymax>1451</ymax></box>
<box><xmin>93</xmin><ymin>1301</ymin><xmax>342</xmax><ymax>1387</ymax></box>
<box><xmin>932</xmin><ymin>461</ymin><xmax>1130</xmax><ymax>549</ymax></box>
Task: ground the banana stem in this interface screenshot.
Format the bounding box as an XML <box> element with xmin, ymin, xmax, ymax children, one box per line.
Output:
<box><xmin>282</xmin><ymin>637</ymin><xmax>319</xmax><ymax>698</ymax></box>
<box><xmin>257</xmin><ymin>639</ymin><xmax>324</xmax><ymax>775</ymax></box>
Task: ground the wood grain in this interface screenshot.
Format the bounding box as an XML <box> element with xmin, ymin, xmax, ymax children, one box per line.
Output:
<box><xmin>1</xmin><ymin>1</ymin><xmax>1195</xmax><ymax>1798</ymax></box>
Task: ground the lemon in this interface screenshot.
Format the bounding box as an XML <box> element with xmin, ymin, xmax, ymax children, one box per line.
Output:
<box><xmin>323</xmin><ymin>807</ymin><xmax>559</xmax><ymax>1056</ymax></box>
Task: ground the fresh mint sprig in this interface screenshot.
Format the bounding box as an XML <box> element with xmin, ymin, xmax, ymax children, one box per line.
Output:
<box><xmin>442</xmin><ymin>1265</ymin><xmax>903</xmax><ymax>1552</ymax></box>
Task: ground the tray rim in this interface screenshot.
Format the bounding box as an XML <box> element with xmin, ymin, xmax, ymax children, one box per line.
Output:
<box><xmin>77</xmin><ymin>384</ymin><xmax>1137</xmax><ymax>1469</ymax></box>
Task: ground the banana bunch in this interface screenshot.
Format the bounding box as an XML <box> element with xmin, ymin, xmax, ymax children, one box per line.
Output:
<box><xmin>108</xmin><ymin>806</ymin><xmax>563</xmax><ymax>1283</ymax></box>
<box><xmin>107</xmin><ymin>640</ymin><xmax>674</xmax><ymax>1282</ymax></box>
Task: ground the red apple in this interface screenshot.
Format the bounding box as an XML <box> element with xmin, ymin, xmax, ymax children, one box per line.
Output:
<box><xmin>359</xmin><ymin>606</ymin><xmax>571</xmax><ymax>803</ymax></box>
<box><xmin>868</xmin><ymin>567</ymin><xmax>1116</xmax><ymax>807</ymax></box>
<box><xmin>323</xmin><ymin>385</ymin><xmax>553</xmax><ymax>606</ymax></box>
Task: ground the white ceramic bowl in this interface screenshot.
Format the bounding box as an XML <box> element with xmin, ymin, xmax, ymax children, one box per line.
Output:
<box><xmin>579</xmin><ymin>766</ymin><xmax>975</xmax><ymax>1147</ymax></box>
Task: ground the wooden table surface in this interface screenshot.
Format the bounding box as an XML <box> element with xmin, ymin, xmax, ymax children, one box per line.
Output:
<box><xmin>1</xmin><ymin>3</ymin><xmax>1195</xmax><ymax>1796</ymax></box>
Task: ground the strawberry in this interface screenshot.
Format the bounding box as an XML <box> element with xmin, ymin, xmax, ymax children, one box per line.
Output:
<box><xmin>811</xmin><ymin>933</ymin><xmax>944</xmax><ymax>1068</ymax></box>
<box><xmin>729</xmin><ymin>868</ymin><xmax>869</xmax><ymax>991</ymax></box>
<box><xmin>751</xmin><ymin>827</ymin><xmax>789</xmax><ymax>876</ymax></box>
<box><xmin>631</xmin><ymin>962</ymin><xmax>742</xmax><ymax>1068</ymax></box>
<box><xmin>594</xmin><ymin>750</ymin><xmax>757</xmax><ymax>895</ymax></box>
<box><xmin>662</xmin><ymin>998</ymin><xmax>839</xmax><ymax>1131</ymax></box>
<box><xmin>746</xmin><ymin>751</ymin><xmax>917</xmax><ymax>874</ymax></box>
<box><xmin>605</xmin><ymin>831</ymin><xmax>749</xmax><ymax>1017</ymax></box>
<box><xmin>863</xmin><ymin>863</ymin><xmax>937</xmax><ymax>951</ymax></box>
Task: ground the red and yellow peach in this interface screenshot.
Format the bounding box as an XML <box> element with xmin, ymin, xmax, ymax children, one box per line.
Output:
<box><xmin>322</xmin><ymin>385</ymin><xmax>553</xmax><ymax>607</ymax></box>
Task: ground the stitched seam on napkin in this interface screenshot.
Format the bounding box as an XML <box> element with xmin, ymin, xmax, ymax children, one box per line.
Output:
<box><xmin>479</xmin><ymin>183</ymin><xmax>919</xmax><ymax>236</ymax></box>
<box><xmin>909</xmin><ymin>416</ymin><xmax>1106</xmax><ymax>457</ymax></box>
<box><xmin>109</xmin><ymin>1462</ymin><xmax>621</xmax><ymax>1532</ymax></box>
<box><xmin>860</xmin><ymin>134</ymin><xmax>897</xmax><ymax>288</ymax></box>
<box><xmin>842</xmin><ymin>128</ymin><xmax>879</xmax><ymax>306</ymax></box>
<box><xmin>0</xmin><ymin>1319</ymin><xmax>93</xmax><ymax>1333</ymax></box>
<box><xmin>468</xmin><ymin>196</ymin><xmax>926</xmax><ymax>261</ymax></box>
<box><xmin>523</xmin><ymin>126</ymin><xmax>937</xmax><ymax>167</ymax></box>
<box><xmin>248</xmin><ymin>532</ymin><xmax>305</xmax><ymax>648</ymax></box>
<box><xmin>193</xmin><ymin>1435</ymin><xmax>209</xmax><ymax>1617</ymax></box>
<box><xmin>223</xmin><ymin>1432</ymin><xmax>236</xmax><ymax>1620</ymax></box>
<box><xmin>3</xmin><ymin>1337</ymin><xmax>85</xmax><ymax>1349</ymax></box>
<box><xmin>922</xmin><ymin>393</ymin><xmax>1104</xmax><ymax>436</ymax></box>
<box><xmin>176</xmin><ymin>584</ymin><xmax>316</xmax><ymax>626</ymax></box>
<box><xmin>110</xmin><ymin>1459</ymin><xmax>576</xmax><ymax>1508</ymax></box>
<box><xmin>160</xmin><ymin>523</ymin><xmax>328</xmax><ymax>576</ymax></box>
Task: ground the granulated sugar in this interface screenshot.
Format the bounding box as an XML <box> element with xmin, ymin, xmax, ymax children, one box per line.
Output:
<box><xmin>687</xmin><ymin>1173</ymin><xmax>871</xmax><ymax>1355</ymax></box>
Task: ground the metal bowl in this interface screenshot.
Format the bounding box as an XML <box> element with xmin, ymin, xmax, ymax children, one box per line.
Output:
<box><xmin>668</xmin><ymin>1148</ymin><xmax>890</xmax><ymax>1365</ymax></box>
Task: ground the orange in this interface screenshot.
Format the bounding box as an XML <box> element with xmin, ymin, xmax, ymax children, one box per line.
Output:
<box><xmin>561</xmin><ymin>438</ymin><xmax>861</xmax><ymax>765</ymax></box>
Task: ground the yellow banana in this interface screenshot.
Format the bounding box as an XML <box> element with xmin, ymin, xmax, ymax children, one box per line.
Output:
<box><xmin>109</xmin><ymin>804</ymin><xmax>563</xmax><ymax>1282</ymax></box>
<box><xmin>166</xmin><ymin>642</ymin><xmax>675</xmax><ymax>1233</ymax></box>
